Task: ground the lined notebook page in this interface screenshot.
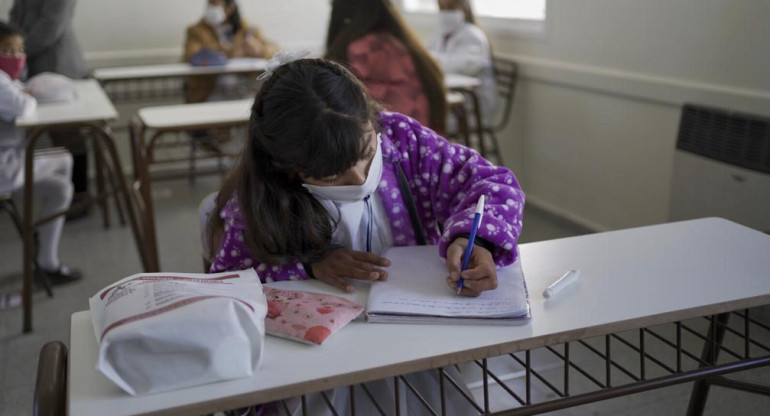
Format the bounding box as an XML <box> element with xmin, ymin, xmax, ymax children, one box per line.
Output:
<box><xmin>366</xmin><ymin>246</ymin><xmax>528</xmax><ymax>319</ymax></box>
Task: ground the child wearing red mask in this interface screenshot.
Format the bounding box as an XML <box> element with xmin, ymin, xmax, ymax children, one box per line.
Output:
<box><xmin>0</xmin><ymin>21</ymin><xmax>81</xmax><ymax>284</ymax></box>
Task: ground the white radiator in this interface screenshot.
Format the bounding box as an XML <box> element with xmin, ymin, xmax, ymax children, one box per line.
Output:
<box><xmin>669</xmin><ymin>105</ymin><xmax>770</xmax><ymax>233</ymax></box>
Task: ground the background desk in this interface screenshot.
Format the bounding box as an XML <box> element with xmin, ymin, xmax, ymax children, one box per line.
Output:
<box><xmin>445</xmin><ymin>73</ymin><xmax>481</xmax><ymax>90</ymax></box>
<box><xmin>127</xmin><ymin>99</ymin><xmax>253</xmax><ymax>272</ymax></box>
<box><xmin>16</xmin><ymin>80</ymin><xmax>119</xmax><ymax>128</ymax></box>
<box><xmin>93</xmin><ymin>59</ymin><xmax>269</xmax><ymax>82</ymax></box>
<box><xmin>15</xmin><ymin>80</ymin><xmax>145</xmax><ymax>333</ymax></box>
<box><xmin>68</xmin><ymin>218</ymin><xmax>770</xmax><ymax>415</ymax></box>
<box><xmin>92</xmin><ymin>59</ymin><xmax>268</xmax><ymax>102</ymax></box>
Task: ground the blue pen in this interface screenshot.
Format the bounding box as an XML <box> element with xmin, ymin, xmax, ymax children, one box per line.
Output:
<box><xmin>458</xmin><ymin>195</ymin><xmax>485</xmax><ymax>294</ymax></box>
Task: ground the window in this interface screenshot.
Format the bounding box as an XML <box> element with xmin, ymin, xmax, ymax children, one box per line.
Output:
<box><xmin>403</xmin><ymin>0</ymin><xmax>546</xmax><ymax>21</ymax></box>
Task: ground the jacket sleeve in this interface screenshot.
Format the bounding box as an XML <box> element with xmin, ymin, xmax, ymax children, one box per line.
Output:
<box><xmin>0</xmin><ymin>76</ymin><xmax>37</xmax><ymax>122</ymax></box>
<box><xmin>20</xmin><ymin>0</ymin><xmax>77</xmax><ymax>57</ymax></box>
<box><xmin>183</xmin><ymin>27</ymin><xmax>205</xmax><ymax>62</ymax></box>
<box><xmin>394</xmin><ymin>114</ymin><xmax>525</xmax><ymax>266</ymax></box>
<box><xmin>209</xmin><ymin>200</ymin><xmax>312</xmax><ymax>282</ymax></box>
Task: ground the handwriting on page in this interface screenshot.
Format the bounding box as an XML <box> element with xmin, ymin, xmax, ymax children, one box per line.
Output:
<box><xmin>378</xmin><ymin>297</ymin><xmax>518</xmax><ymax>317</ymax></box>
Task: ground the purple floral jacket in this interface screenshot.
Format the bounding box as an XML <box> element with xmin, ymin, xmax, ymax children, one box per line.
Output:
<box><xmin>210</xmin><ymin>112</ymin><xmax>525</xmax><ymax>282</ymax></box>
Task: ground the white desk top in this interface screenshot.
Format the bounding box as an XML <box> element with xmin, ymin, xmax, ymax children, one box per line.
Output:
<box><xmin>137</xmin><ymin>99</ymin><xmax>252</xmax><ymax>130</ymax></box>
<box><xmin>92</xmin><ymin>58</ymin><xmax>268</xmax><ymax>82</ymax></box>
<box><xmin>68</xmin><ymin>218</ymin><xmax>770</xmax><ymax>416</ymax></box>
<box><xmin>445</xmin><ymin>73</ymin><xmax>481</xmax><ymax>90</ymax></box>
<box><xmin>15</xmin><ymin>80</ymin><xmax>118</xmax><ymax>128</ymax></box>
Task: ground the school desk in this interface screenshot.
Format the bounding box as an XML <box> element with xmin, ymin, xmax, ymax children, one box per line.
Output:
<box><xmin>13</xmin><ymin>80</ymin><xmax>147</xmax><ymax>333</ymax></box>
<box><xmin>66</xmin><ymin>218</ymin><xmax>770</xmax><ymax>415</ymax></box>
<box><xmin>126</xmin><ymin>98</ymin><xmax>253</xmax><ymax>272</ymax></box>
<box><xmin>92</xmin><ymin>58</ymin><xmax>269</xmax><ymax>102</ymax></box>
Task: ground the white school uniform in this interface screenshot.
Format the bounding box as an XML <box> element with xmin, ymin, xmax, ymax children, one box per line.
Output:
<box><xmin>0</xmin><ymin>70</ymin><xmax>37</xmax><ymax>194</ymax></box>
<box><xmin>0</xmin><ymin>70</ymin><xmax>74</xmax><ymax>270</ymax></box>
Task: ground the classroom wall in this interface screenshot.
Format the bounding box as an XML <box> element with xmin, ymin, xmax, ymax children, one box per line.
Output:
<box><xmin>0</xmin><ymin>0</ymin><xmax>330</xmax><ymax>67</ymax></box>
<box><xmin>3</xmin><ymin>0</ymin><xmax>768</xmax><ymax>231</ymax></box>
<box><xmin>409</xmin><ymin>0</ymin><xmax>770</xmax><ymax>231</ymax></box>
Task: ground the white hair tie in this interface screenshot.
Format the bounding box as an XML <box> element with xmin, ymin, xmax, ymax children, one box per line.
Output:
<box><xmin>257</xmin><ymin>50</ymin><xmax>312</xmax><ymax>80</ymax></box>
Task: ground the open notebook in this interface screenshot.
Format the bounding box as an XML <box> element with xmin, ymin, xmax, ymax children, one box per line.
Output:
<box><xmin>366</xmin><ymin>245</ymin><xmax>531</xmax><ymax>325</ymax></box>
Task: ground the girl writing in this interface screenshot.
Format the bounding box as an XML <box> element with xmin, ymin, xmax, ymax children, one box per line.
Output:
<box><xmin>207</xmin><ymin>58</ymin><xmax>524</xmax><ymax>297</ymax></box>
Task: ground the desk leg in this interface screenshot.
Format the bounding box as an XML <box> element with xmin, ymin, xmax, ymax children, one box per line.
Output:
<box><xmin>449</xmin><ymin>102</ymin><xmax>471</xmax><ymax>148</ymax></box>
<box><xmin>91</xmin><ymin>122</ymin><xmax>157</xmax><ymax>272</ymax></box>
<box><xmin>128</xmin><ymin>119</ymin><xmax>160</xmax><ymax>272</ymax></box>
<box><xmin>93</xmin><ymin>138</ymin><xmax>111</xmax><ymax>228</ymax></box>
<box><xmin>92</xmin><ymin>138</ymin><xmax>126</xmax><ymax>226</ymax></box>
<box><xmin>685</xmin><ymin>313</ymin><xmax>729</xmax><ymax>416</ymax></box>
<box><xmin>22</xmin><ymin>129</ymin><xmax>46</xmax><ymax>333</ymax></box>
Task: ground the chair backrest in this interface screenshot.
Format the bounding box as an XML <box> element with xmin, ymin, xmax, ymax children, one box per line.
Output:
<box><xmin>34</xmin><ymin>341</ymin><xmax>68</xmax><ymax>416</ymax></box>
<box><xmin>199</xmin><ymin>192</ymin><xmax>218</xmax><ymax>272</ymax></box>
<box><xmin>491</xmin><ymin>57</ymin><xmax>519</xmax><ymax>133</ymax></box>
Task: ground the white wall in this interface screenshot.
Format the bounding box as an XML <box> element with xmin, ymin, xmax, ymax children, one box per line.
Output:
<box><xmin>3</xmin><ymin>0</ymin><xmax>768</xmax><ymax>231</ymax></box>
<box><xmin>0</xmin><ymin>0</ymin><xmax>331</xmax><ymax>67</ymax></box>
<box><xmin>410</xmin><ymin>0</ymin><xmax>770</xmax><ymax>231</ymax></box>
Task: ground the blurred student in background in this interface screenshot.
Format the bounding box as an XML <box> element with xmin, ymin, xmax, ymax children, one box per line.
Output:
<box><xmin>0</xmin><ymin>22</ymin><xmax>81</xmax><ymax>283</ymax></box>
<box><xmin>11</xmin><ymin>0</ymin><xmax>90</xmax><ymax>218</ymax></box>
<box><xmin>325</xmin><ymin>0</ymin><xmax>447</xmax><ymax>133</ymax></box>
<box><xmin>184</xmin><ymin>0</ymin><xmax>278</xmax><ymax>103</ymax></box>
<box><xmin>429</xmin><ymin>0</ymin><xmax>496</xmax><ymax>127</ymax></box>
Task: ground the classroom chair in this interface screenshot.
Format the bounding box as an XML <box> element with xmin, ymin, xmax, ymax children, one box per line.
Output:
<box><xmin>34</xmin><ymin>341</ymin><xmax>68</xmax><ymax>416</ymax></box>
<box><xmin>483</xmin><ymin>57</ymin><xmax>519</xmax><ymax>164</ymax></box>
<box><xmin>447</xmin><ymin>91</ymin><xmax>473</xmax><ymax>150</ymax></box>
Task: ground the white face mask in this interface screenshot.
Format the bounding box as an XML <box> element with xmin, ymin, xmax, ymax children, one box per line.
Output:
<box><xmin>204</xmin><ymin>5</ymin><xmax>227</xmax><ymax>26</ymax></box>
<box><xmin>439</xmin><ymin>10</ymin><xmax>465</xmax><ymax>35</ymax></box>
<box><xmin>302</xmin><ymin>133</ymin><xmax>383</xmax><ymax>203</ymax></box>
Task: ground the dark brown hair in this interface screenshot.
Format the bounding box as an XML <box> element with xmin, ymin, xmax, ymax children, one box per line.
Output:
<box><xmin>224</xmin><ymin>0</ymin><xmax>243</xmax><ymax>34</ymax></box>
<box><xmin>207</xmin><ymin>59</ymin><xmax>381</xmax><ymax>265</ymax></box>
<box><xmin>0</xmin><ymin>21</ymin><xmax>23</xmax><ymax>41</ymax></box>
<box><xmin>325</xmin><ymin>0</ymin><xmax>446</xmax><ymax>132</ymax></box>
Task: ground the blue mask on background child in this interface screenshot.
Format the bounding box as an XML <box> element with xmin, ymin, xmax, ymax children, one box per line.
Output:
<box><xmin>303</xmin><ymin>133</ymin><xmax>383</xmax><ymax>203</ymax></box>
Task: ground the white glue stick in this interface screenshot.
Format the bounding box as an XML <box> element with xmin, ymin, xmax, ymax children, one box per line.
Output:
<box><xmin>542</xmin><ymin>270</ymin><xmax>580</xmax><ymax>299</ymax></box>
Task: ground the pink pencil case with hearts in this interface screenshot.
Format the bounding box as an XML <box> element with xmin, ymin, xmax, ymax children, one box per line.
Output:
<box><xmin>263</xmin><ymin>288</ymin><xmax>364</xmax><ymax>345</ymax></box>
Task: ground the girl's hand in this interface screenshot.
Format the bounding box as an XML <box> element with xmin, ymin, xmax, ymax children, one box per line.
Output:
<box><xmin>445</xmin><ymin>237</ymin><xmax>498</xmax><ymax>297</ymax></box>
<box><xmin>311</xmin><ymin>249</ymin><xmax>390</xmax><ymax>293</ymax></box>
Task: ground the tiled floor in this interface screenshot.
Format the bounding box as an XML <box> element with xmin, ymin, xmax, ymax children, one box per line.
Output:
<box><xmin>1</xmin><ymin>175</ymin><xmax>768</xmax><ymax>415</ymax></box>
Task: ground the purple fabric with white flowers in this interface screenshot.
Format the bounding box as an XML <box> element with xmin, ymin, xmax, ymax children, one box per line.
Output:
<box><xmin>210</xmin><ymin>111</ymin><xmax>525</xmax><ymax>282</ymax></box>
